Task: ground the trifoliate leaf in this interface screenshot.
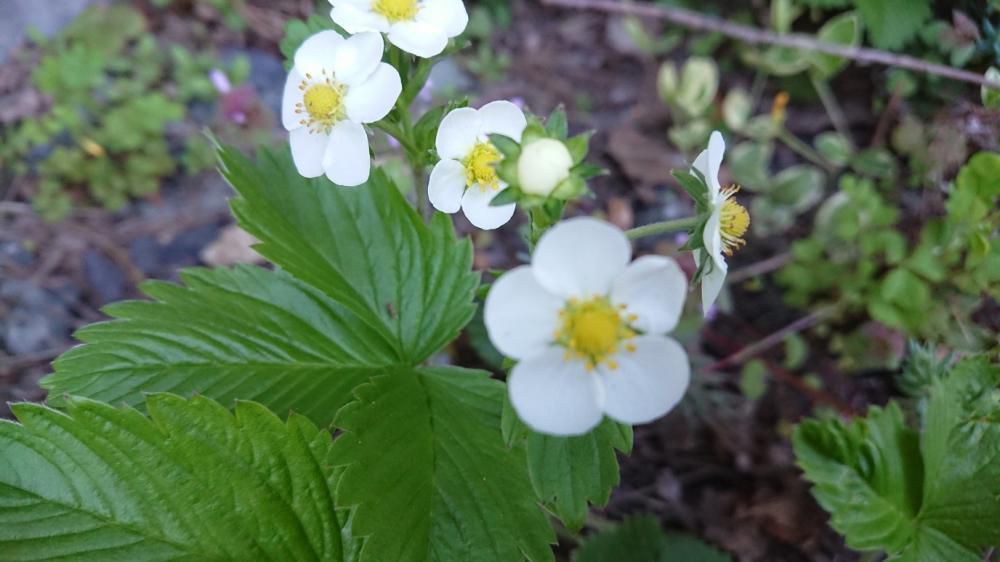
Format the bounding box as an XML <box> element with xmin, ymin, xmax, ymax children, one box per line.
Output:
<box><xmin>573</xmin><ymin>516</ymin><xmax>731</xmax><ymax>562</ymax></box>
<box><xmin>44</xmin><ymin>266</ymin><xmax>389</xmax><ymax>426</ymax></box>
<box><xmin>222</xmin><ymin>145</ymin><xmax>479</xmax><ymax>364</ymax></box>
<box><xmin>855</xmin><ymin>0</ymin><xmax>931</xmax><ymax>50</ymax></box>
<box><xmin>0</xmin><ymin>395</ymin><xmax>349</xmax><ymax>561</ymax></box>
<box><xmin>330</xmin><ymin>367</ymin><xmax>555</xmax><ymax>562</ymax></box>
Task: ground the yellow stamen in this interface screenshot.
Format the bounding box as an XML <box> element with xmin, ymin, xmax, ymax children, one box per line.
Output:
<box><xmin>555</xmin><ymin>296</ymin><xmax>638</xmax><ymax>370</ymax></box>
<box><xmin>372</xmin><ymin>0</ymin><xmax>419</xmax><ymax>22</ymax></box>
<box><xmin>462</xmin><ymin>141</ymin><xmax>502</xmax><ymax>191</ymax></box>
<box><xmin>719</xmin><ymin>185</ymin><xmax>750</xmax><ymax>256</ymax></box>
<box><xmin>297</xmin><ymin>81</ymin><xmax>347</xmax><ymax>134</ymax></box>
<box><xmin>771</xmin><ymin>91</ymin><xmax>790</xmax><ymax>123</ymax></box>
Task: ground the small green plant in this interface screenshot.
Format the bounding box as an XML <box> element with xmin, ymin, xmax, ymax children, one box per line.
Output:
<box><xmin>0</xmin><ymin>5</ymin><xmax>245</xmax><ymax>220</ymax></box>
<box><xmin>778</xmin><ymin>153</ymin><xmax>1000</xmax><ymax>351</ymax></box>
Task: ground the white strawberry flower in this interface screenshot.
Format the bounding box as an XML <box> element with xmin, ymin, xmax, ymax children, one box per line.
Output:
<box><xmin>691</xmin><ymin>131</ymin><xmax>750</xmax><ymax>315</ymax></box>
<box><xmin>330</xmin><ymin>0</ymin><xmax>468</xmax><ymax>59</ymax></box>
<box><xmin>427</xmin><ymin>101</ymin><xmax>527</xmax><ymax>230</ymax></box>
<box><xmin>485</xmin><ymin>217</ymin><xmax>691</xmax><ymax>436</ymax></box>
<box><xmin>282</xmin><ymin>30</ymin><xmax>401</xmax><ymax>186</ymax></box>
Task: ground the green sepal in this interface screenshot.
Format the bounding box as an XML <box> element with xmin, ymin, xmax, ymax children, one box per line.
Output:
<box><xmin>550</xmin><ymin>175</ymin><xmax>588</xmax><ymax>200</ymax></box>
<box><xmin>575</xmin><ymin>163</ymin><xmax>607</xmax><ymax>180</ymax></box>
<box><xmin>490</xmin><ymin>185</ymin><xmax>522</xmax><ymax>207</ymax></box>
<box><xmin>673</xmin><ymin>169</ymin><xmax>710</xmax><ymax>210</ymax></box>
<box><xmin>545</xmin><ymin>106</ymin><xmax>569</xmax><ymax>138</ymax></box>
<box><xmin>565</xmin><ymin>130</ymin><xmax>594</xmax><ymax>164</ymax></box>
<box><xmin>489</xmin><ymin>133</ymin><xmax>521</xmax><ymax>158</ymax></box>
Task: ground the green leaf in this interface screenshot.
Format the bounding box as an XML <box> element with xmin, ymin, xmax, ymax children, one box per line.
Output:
<box><xmin>855</xmin><ymin>0</ymin><xmax>931</xmax><ymax>50</ymax></box>
<box><xmin>522</xmin><ymin>419</ymin><xmax>633</xmax><ymax>531</ymax></box>
<box><xmin>809</xmin><ymin>12</ymin><xmax>861</xmax><ymax>79</ymax></box>
<box><xmin>222</xmin><ymin>145</ymin><xmax>479</xmax><ymax>364</ymax></box>
<box><xmin>918</xmin><ymin>358</ymin><xmax>1000</xmax><ymax>551</ymax></box>
<box><xmin>0</xmin><ymin>395</ymin><xmax>349</xmax><ymax>561</ymax></box>
<box><xmin>981</xmin><ymin>68</ymin><xmax>1000</xmax><ymax>109</ymax></box>
<box><xmin>796</xmin><ymin>357</ymin><xmax>1000</xmax><ymax>560</ymax></box>
<box><xmin>573</xmin><ymin>516</ymin><xmax>731</xmax><ymax>562</ymax></box>
<box><xmin>794</xmin><ymin>403</ymin><xmax>923</xmax><ymax>553</ymax></box>
<box><xmin>44</xmin><ymin>265</ymin><xmax>389</xmax><ymax>426</ymax></box>
<box><xmin>330</xmin><ymin>367</ymin><xmax>555</xmax><ymax>562</ymax></box>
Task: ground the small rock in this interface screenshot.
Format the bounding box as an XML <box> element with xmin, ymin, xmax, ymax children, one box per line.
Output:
<box><xmin>200</xmin><ymin>225</ymin><xmax>264</xmax><ymax>267</ymax></box>
<box><xmin>82</xmin><ymin>250</ymin><xmax>126</xmax><ymax>305</ymax></box>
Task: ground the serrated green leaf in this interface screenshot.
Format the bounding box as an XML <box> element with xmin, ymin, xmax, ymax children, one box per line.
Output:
<box><xmin>330</xmin><ymin>367</ymin><xmax>555</xmax><ymax>562</ymax></box>
<box><xmin>796</xmin><ymin>357</ymin><xmax>1000</xmax><ymax>561</ymax></box>
<box><xmin>794</xmin><ymin>403</ymin><xmax>923</xmax><ymax>553</ymax></box>
<box><xmin>0</xmin><ymin>395</ymin><xmax>349</xmax><ymax>561</ymax></box>
<box><xmin>918</xmin><ymin>358</ymin><xmax>1000</xmax><ymax>551</ymax></box>
<box><xmin>855</xmin><ymin>0</ymin><xmax>931</xmax><ymax>50</ymax></box>
<box><xmin>44</xmin><ymin>265</ymin><xmax>388</xmax><ymax>426</ymax></box>
<box><xmin>573</xmin><ymin>516</ymin><xmax>731</xmax><ymax>562</ymax></box>
<box><xmin>222</xmin><ymin>146</ymin><xmax>478</xmax><ymax>364</ymax></box>
<box><xmin>522</xmin><ymin>419</ymin><xmax>633</xmax><ymax>531</ymax></box>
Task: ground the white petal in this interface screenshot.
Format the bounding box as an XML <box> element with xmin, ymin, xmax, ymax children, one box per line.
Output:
<box><xmin>435</xmin><ymin>107</ymin><xmax>481</xmax><ymax>160</ymax></box>
<box><xmin>330</xmin><ymin>3</ymin><xmax>389</xmax><ymax>34</ymax></box>
<box><xmin>387</xmin><ymin>21</ymin><xmax>449</xmax><ymax>58</ymax></box>
<box><xmin>345</xmin><ymin>63</ymin><xmax>401</xmax><ymax>123</ymax></box>
<box><xmin>282</xmin><ymin>68</ymin><xmax>305</xmax><ymax>131</ymax></box>
<box><xmin>427</xmin><ymin>159</ymin><xmax>465</xmax><ymax>214</ymax></box>
<box><xmin>707</xmin><ymin>131</ymin><xmax>725</xmax><ymax>200</ymax></box>
<box><xmin>461</xmin><ymin>184</ymin><xmax>516</xmax><ymax>230</ymax></box>
<box><xmin>698</xmin><ymin>253</ymin><xmax>727</xmax><ymax>317</ymax></box>
<box><xmin>334</xmin><ymin>32</ymin><xmax>385</xmax><ymax>86</ymax></box>
<box><xmin>478</xmin><ymin>100</ymin><xmax>527</xmax><ymax>141</ymax></box>
<box><xmin>418</xmin><ymin>0</ymin><xmax>469</xmax><ymax>38</ymax></box>
<box><xmin>484</xmin><ymin>265</ymin><xmax>563</xmax><ymax>360</ymax></box>
<box><xmin>691</xmin><ymin>149</ymin><xmax>715</xmax><ymax>201</ymax></box>
<box><xmin>508</xmin><ymin>347</ymin><xmax>604</xmax><ymax>436</ymax></box>
<box><xmin>533</xmin><ymin>217</ymin><xmax>632</xmax><ymax>299</ymax></box>
<box><xmin>289</xmin><ymin>128</ymin><xmax>329</xmax><ymax>178</ymax></box>
<box><xmin>294</xmin><ymin>30</ymin><xmax>345</xmax><ymax>77</ymax></box>
<box><xmin>611</xmin><ymin>256</ymin><xmax>687</xmax><ymax>335</ymax></box>
<box><xmin>598</xmin><ymin>335</ymin><xmax>689</xmax><ymax>425</ymax></box>
<box><xmin>703</xmin><ymin>206</ymin><xmax>726</xmax><ymax>270</ymax></box>
<box><xmin>323</xmin><ymin>121</ymin><xmax>370</xmax><ymax>186</ymax></box>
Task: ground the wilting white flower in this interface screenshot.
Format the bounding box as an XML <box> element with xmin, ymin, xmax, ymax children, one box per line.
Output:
<box><xmin>692</xmin><ymin>131</ymin><xmax>749</xmax><ymax>315</ymax></box>
<box><xmin>428</xmin><ymin>101</ymin><xmax>526</xmax><ymax>230</ymax></box>
<box><xmin>517</xmin><ymin>138</ymin><xmax>573</xmax><ymax>196</ymax></box>
<box><xmin>330</xmin><ymin>0</ymin><xmax>468</xmax><ymax>58</ymax></box>
<box><xmin>282</xmin><ymin>31</ymin><xmax>401</xmax><ymax>186</ymax></box>
<box><xmin>485</xmin><ymin>217</ymin><xmax>691</xmax><ymax>436</ymax></box>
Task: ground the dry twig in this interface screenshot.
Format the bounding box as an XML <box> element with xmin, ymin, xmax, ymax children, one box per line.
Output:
<box><xmin>541</xmin><ymin>0</ymin><xmax>1000</xmax><ymax>91</ymax></box>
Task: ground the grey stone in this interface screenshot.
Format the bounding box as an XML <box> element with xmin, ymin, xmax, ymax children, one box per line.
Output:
<box><xmin>0</xmin><ymin>0</ymin><xmax>97</xmax><ymax>63</ymax></box>
<box><xmin>82</xmin><ymin>249</ymin><xmax>126</xmax><ymax>305</ymax></box>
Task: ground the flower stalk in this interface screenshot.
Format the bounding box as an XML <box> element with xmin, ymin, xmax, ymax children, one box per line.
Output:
<box><xmin>625</xmin><ymin>216</ymin><xmax>699</xmax><ymax>240</ymax></box>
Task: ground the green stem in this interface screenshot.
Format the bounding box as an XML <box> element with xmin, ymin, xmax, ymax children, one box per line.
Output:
<box><xmin>777</xmin><ymin>129</ymin><xmax>836</xmax><ymax>173</ymax></box>
<box><xmin>810</xmin><ymin>72</ymin><xmax>854</xmax><ymax>150</ymax></box>
<box><xmin>625</xmin><ymin>216</ymin><xmax>699</xmax><ymax>240</ymax></box>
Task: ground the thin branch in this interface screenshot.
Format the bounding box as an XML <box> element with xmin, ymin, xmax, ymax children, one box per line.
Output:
<box><xmin>726</xmin><ymin>252</ymin><xmax>791</xmax><ymax>284</ymax></box>
<box><xmin>541</xmin><ymin>0</ymin><xmax>1000</xmax><ymax>91</ymax></box>
<box><xmin>705</xmin><ymin>305</ymin><xmax>835</xmax><ymax>371</ymax></box>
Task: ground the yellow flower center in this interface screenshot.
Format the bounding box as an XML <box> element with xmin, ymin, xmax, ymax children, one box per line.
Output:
<box><xmin>463</xmin><ymin>141</ymin><xmax>502</xmax><ymax>191</ymax></box>
<box><xmin>719</xmin><ymin>185</ymin><xmax>750</xmax><ymax>256</ymax></box>
<box><xmin>372</xmin><ymin>0</ymin><xmax>419</xmax><ymax>22</ymax></box>
<box><xmin>294</xmin><ymin>74</ymin><xmax>347</xmax><ymax>134</ymax></box>
<box><xmin>554</xmin><ymin>297</ymin><xmax>638</xmax><ymax>371</ymax></box>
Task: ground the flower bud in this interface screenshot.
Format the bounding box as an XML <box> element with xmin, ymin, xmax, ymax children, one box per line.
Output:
<box><xmin>517</xmin><ymin>139</ymin><xmax>573</xmax><ymax>197</ymax></box>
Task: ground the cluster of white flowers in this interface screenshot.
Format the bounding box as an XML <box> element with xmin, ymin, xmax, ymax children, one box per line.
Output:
<box><xmin>278</xmin><ymin>4</ymin><xmax>745</xmax><ymax>436</ymax></box>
